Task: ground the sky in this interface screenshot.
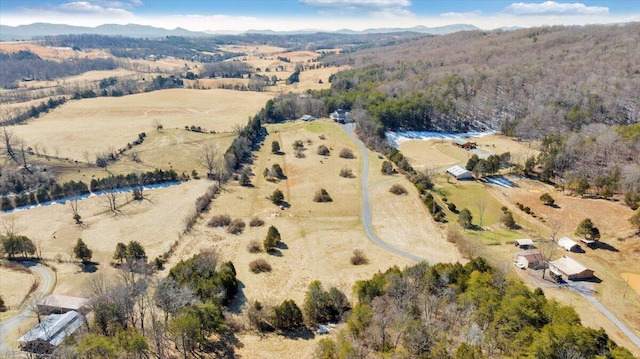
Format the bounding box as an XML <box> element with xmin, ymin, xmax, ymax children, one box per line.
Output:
<box><xmin>1</xmin><ymin>0</ymin><xmax>639</xmax><ymax>32</ymax></box>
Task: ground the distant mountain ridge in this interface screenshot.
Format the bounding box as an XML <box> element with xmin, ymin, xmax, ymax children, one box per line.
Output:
<box><xmin>0</xmin><ymin>23</ymin><xmax>212</xmax><ymax>40</ymax></box>
<box><xmin>0</xmin><ymin>22</ymin><xmax>480</xmax><ymax>41</ymax></box>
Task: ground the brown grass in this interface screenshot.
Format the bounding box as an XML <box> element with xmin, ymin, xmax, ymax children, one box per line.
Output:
<box><xmin>11</xmin><ymin>89</ymin><xmax>271</xmax><ymax>162</ymax></box>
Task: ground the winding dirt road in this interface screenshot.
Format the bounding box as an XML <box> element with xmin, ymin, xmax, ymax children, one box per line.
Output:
<box><xmin>0</xmin><ymin>262</ymin><xmax>55</xmax><ymax>354</ymax></box>
<box><xmin>343</xmin><ymin>123</ymin><xmax>430</xmax><ymax>264</ymax></box>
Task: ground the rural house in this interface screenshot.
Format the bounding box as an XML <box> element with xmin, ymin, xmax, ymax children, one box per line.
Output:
<box><xmin>558</xmin><ymin>237</ymin><xmax>580</xmax><ymax>252</ymax></box>
<box><xmin>453</xmin><ymin>138</ymin><xmax>477</xmax><ymax>150</ymax></box>
<box><xmin>18</xmin><ymin>310</ymin><xmax>85</xmax><ymax>354</ymax></box>
<box><xmin>516</xmin><ymin>252</ymin><xmax>546</xmax><ymax>269</ymax></box>
<box><xmin>549</xmin><ymin>255</ymin><xmax>594</xmax><ymax>280</ymax></box>
<box><xmin>446</xmin><ymin>165</ymin><xmax>473</xmax><ymax>180</ymax></box>
<box><xmin>37</xmin><ymin>294</ymin><xmax>90</xmax><ymax>315</ymax></box>
<box><xmin>330</xmin><ymin>109</ymin><xmax>349</xmax><ymax>123</ymax></box>
<box><xmin>514</xmin><ymin>238</ymin><xmax>535</xmax><ymax>249</ymax></box>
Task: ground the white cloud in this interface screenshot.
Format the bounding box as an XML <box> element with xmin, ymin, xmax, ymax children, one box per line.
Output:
<box><xmin>505</xmin><ymin>1</ymin><xmax>608</xmax><ymax>16</ymax></box>
<box><xmin>56</xmin><ymin>1</ymin><xmax>132</xmax><ymax>16</ymax></box>
<box><xmin>300</xmin><ymin>0</ymin><xmax>412</xmax><ymax>15</ymax></box>
<box><xmin>440</xmin><ymin>11</ymin><xmax>482</xmax><ymax>19</ymax></box>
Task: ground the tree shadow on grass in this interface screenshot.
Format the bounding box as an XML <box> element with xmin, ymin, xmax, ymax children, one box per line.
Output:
<box><xmin>80</xmin><ymin>262</ymin><xmax>99</xmax><ymax>273</ymax></box>
<box><xmin>595</xmin><ymin>241</ymin><xmax>619</xmax><ymax>252</ymax></box>
<box><xmin>228</xmin><ymin>279</ymin><xmax>246</xmax><ymax>314</ymax></box>
<box><xmin>281</xmin><ymin>328</ymin><xmax>316</xmax><ymax>340</ymax></box>
<box><xmin>267</xmin><ymin>249</ymin><xmax>283</xmax><ymax>257</ymax></box>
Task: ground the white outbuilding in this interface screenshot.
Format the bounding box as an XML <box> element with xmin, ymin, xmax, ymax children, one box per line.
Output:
<box><xmin>558</xmin><ymin>237</ymin><xmax>580</xmax><ymax>252</ymax></box>
<box><xmin>446</xmin><ymin>165</ymin><xmax>473</xmax><ymax>180</ymax></box>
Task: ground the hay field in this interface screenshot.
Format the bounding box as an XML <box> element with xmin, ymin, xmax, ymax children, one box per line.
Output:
<box><xmin>11</xmin><ymin>89</ymin><xmax>271</xmax><ymax>161</ymax></box>
<box><xmin>164</xmin><ymin>119</ymin><xmax>462</xmax><ymax>358</ymax></box>
<box><xmin>51</xmin><ymin>129</ymin><xmax>236</xmax><ymax>183</ymax></box>
<box><xmin>0</xmin><ymin>267</ymin><xmax>35</xmax><ymax>319</ymax></box>
<box><xmin>0</xmin><ymin>41</ymin><xmax>111</xmax><ymax>61</ymax></box>
<box><xmin>399</xmin><ymin>134</ymin><xmax>539</xmax><ymax>171</ymax></box>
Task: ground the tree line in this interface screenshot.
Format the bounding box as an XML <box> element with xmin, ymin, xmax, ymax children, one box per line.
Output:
<box><xmin>0</xmin><ymin>169</ymin><xmax>180</xmax><ymax>212</ymax></box>
<box><xmin>0</xmin><ymin>50</ymin><xmax>117</xmax><ymax>89</ymax></box>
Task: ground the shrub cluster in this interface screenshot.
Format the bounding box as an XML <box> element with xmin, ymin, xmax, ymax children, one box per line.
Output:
<box><xmin>313</xmin><ymin>189</ymin><xmax>333</xmax><ymax>202</ymax></box>
<box><xmin>250</xmin><ymin>217</ymin><xmax>265</xmax><ymax>227</ymax></box>
<box><xmin>350</xmin><ymin>249</ymin><xmax>368</xmax><ymax>265</ymax></box>
<box><xmin>227</xmin><ymin>219</ymin><xmax>246</xmax><ymax>234</ymax></box>
<box><xmin>317</xmin><ymin>145</ymin><xmax>330</xmax><ymax>156</ymax></box>
<box><xmin>389</xmin><ymin>184</ymin><xmax>407</xmax><ymax>195</ymax></box>
<box><xmin>339</xmin><ymin>167</ymin><xmax>354</xmax><ymax>178</ymax></box>
<box><xmin>208</xmin><ymin>214</ymin><xmax>231</xmax><ymax>227</ymax></box>
<box><xmin>339</xmin><ymin>148</ymin><xmax>355</xmax><ymax>159</ymax></box>
<box><xmin>249</xmin><ymin>259</ymin><xmax>272</xmax><ymax>273</ymax></box>
<box><xmin>247</xmin><ymin>240</ymin><xmax>262</xmax><ymax>253</ymax></box>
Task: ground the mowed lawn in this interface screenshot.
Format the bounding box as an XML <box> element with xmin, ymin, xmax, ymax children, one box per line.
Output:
<box><xmin>11</xmin><ymin>88</ymin><xmax>272</xmax><ymax>161</ymax></box>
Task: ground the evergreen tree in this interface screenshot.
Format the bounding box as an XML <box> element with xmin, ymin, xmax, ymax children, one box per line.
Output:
<box><xmin>73</xmin><ymin>238</ymin><xmax>93</xmax><ymax>263</ymax></box>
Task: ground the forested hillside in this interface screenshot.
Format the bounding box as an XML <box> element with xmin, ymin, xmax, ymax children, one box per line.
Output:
<box><xmin>316</xmin><ymin>259</ymin><xmax>634</xmax><ymax>359</ymax></box>
<box><xmin>320</xmin><ymin>23</ymin><xmax>640</xmax><ymax>137</ymax></box>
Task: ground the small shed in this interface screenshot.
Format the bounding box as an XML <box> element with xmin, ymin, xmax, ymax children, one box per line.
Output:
<box><xmin>549</xmin><ymin>255</ymin><xmax>594</xmax><ymax>280</ymax></box>
<box><xmin>18</xmin><ymin>310</ymin><xmax>85</xmax><ymax>354</ymax></box>
<box><xmin>516</xmin><ymin>252</ymin><xmax>545</xmax><ymax>269</ymax></box>
<box><xmin>514</xmin><ymin>238</ymin><xmax>535</xmax><ymax>249</ymax></box>
<box><xmin>446</xmin><ymin>165</ymin><xmax>473</xmax><ymax>180</ymax></box>
<box><xmin>37</xmin><ymin>295</ymin><xmax>90</xmax><ymax>315</ymax></box>
<box><xmin>558</xmin><ymin>237</ymin><xmax>580</xmax><ymax>252</ymax></box>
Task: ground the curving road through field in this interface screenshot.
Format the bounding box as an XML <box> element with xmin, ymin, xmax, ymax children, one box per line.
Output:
<box><xmin>343</xmin><ymin>123</ymin><xmax>430</xmax><ymax>264</ymax></box>
<box><xmin>0</xmin><ymin>262</ymin><xmax>55</xmax><ymax>354</ymax></box>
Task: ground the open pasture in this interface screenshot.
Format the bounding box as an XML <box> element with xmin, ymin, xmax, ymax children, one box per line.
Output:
<box><xmin>399</xmin><ymin>134</ymin><xmax>539</xmax><ymax>171</ymax></box>
<box><xmin>170</xmin><ymin>119</ymin><xmax>459</xmax><ymax>311</ymax></box>
<box><xmin>10</xmin><ymin>88</ymin><xmax>271</xmax><ymax>161</ymax></box>
<box><xmin>0</xmin><ymin>266</ymin><xmax>35</xmax><ymax>319</ymax></box>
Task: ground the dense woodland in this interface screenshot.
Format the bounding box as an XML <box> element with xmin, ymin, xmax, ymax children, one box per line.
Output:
<box><xmin>315</xmin><ymin>259</ymin><xmax>634</xmax><ymax>359</ymax></box>
<box><xmin>319</xmin><ymin>24</ymin><xmax>640</xmax><ymax>136</ymax></box>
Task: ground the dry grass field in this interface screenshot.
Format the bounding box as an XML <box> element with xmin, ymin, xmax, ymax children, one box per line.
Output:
<box><xmin>11</xmin><ymin>88</ymin><xmax>272</xmax><ymax>162</ymax></box>
<box><xmin>399</xmin><ymin>134</ymin><xmax>539</xmax><ymax>171</ymax></box>
<box><xmin>0</xmin><ymin>267</ymin><xmax>35</xmax><ymax>319</ymax></box>
<box><xmin>0</xmin><ymin>118</ymin><xmax>460</xmax><ymax>355</ymax></box>
<box><xmin>0</xmin><ymin>41</ymin><xmax>111</xmax><ymax>61</ymax></box>
<box><xmin>51</xmin><ymin>129</ymin><xmax>236</xmax><ymax>183</ymax></box>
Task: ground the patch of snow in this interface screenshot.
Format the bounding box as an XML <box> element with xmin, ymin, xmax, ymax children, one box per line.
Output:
<box><xmin>386</xmin><ymin>130</ymin><xmax>496</xmax><ymax>148</ymax></box>
<box><xmin>485</xmin><ymin>176</ymin><xmax>515</xmax><ymax>188</ymax></box>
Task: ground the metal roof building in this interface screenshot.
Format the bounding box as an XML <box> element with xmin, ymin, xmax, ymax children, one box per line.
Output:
<box><xmin>18</xmin><ymin>310</ymin><xmax>85</xmax><ymax>354</ymax></box>
<box><xmin>558</xmin><ymin>237</ymin><xmax>580</xmax><ymax>252</ymax></box>
<box><xmin>446</xmin><ymin>165</ymin><xmax>473</xmax><ymax>180</ymax></box>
